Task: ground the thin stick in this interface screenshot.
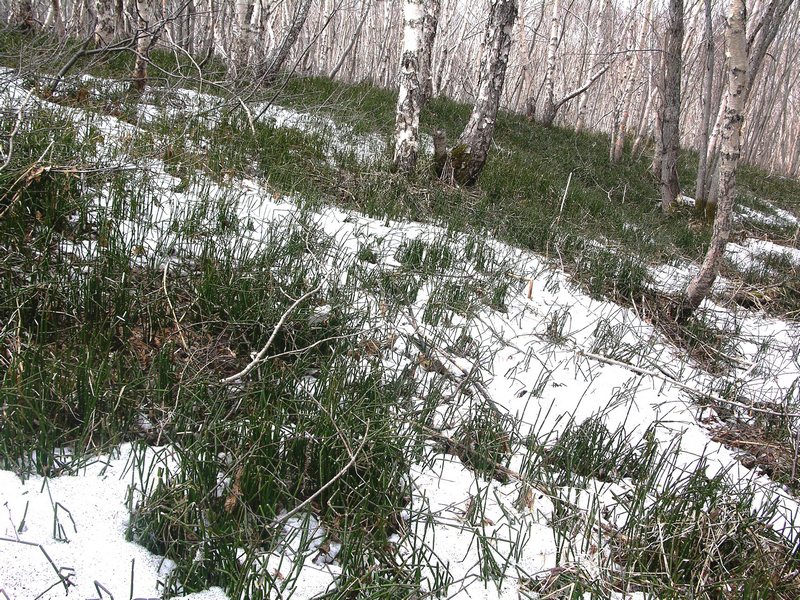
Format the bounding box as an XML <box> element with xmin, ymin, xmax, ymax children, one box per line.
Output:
<box><xmin>271</xmin><ymin>420</ymin><xmax>369</xmax><ymax>528</ymax></box>
<box><xmin>236</xmin><ymin>96</ymin><xmax>256</xmax><ymax>135</ymax></box>
<box><xmin>0</xmin><ymin>86</ymin><xmax>33</xmax><ymax>172</ymax></box>
<box><xmin>0</xmin><ymin>537</ymin><xmax>73</xmax><ymax>593</ymax></box>
<box><xmin>221</xmin><ymin>283</ymin><xmax>322</xmax><ymax>384</ymax></box>
<box><xmin>577</xmin><ymin>350</ymin><xmax>800</xmax><ymax>418</ymax></box>
<box><xmin>557</xmin><ymin>171</ymin><xmax>573</xmax><ymax>221</ymax></box>
<box><xmin>162</xmin><ymin>259</ymin><xmax>188</xmax><ymax>351</ymax></box>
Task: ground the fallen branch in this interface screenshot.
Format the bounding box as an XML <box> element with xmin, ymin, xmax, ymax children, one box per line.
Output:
<box><xmin>576</xmin><ymin>350</ymin><xmax>800</xmax><ymax>419</ymax></box>
<box><xmin>271</xmin><ymin>419</ymin><xmax>369</xmax><ymax>528</ymax></box>
<box><xmin>221</xmin><ymin>283</ymin><xmax>322</xmax><ymax>384</ymax></box>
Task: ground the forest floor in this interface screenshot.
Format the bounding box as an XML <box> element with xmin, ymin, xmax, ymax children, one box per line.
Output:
<box><xmin>1</xmin><ymin>37</ymin><xmax>800</xmax><ymax>599</ymax></box>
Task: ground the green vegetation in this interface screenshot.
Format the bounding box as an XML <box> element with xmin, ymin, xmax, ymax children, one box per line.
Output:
<box><xmin>2</xmin><ymin>31</ymin><xmax>799</xmax><ymax>599</ymax></box>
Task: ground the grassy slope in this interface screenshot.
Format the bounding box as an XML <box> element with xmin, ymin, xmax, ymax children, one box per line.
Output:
<box><xmin>2</xmin><ymin>32</ymin><xmax>800</xmax><ymax>599</ymax></box>
<box><xmin>3</xmin><ymin>31</ymin><xmax>797</xmax><ymax>312</ymax></box>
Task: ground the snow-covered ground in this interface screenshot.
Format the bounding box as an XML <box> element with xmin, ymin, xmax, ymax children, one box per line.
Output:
<box><xmin>2</xmin><ymin>71</ymin><xmax>799</xmax><ymax>599</ymax></box>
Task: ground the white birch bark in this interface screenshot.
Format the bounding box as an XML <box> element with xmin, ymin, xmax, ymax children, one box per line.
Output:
<box><xmin>418</xmin><ymin>0</ymin><xmax>441</xmax><ymax>106</ymax></box>
<box><xmin>131</xmin><ymin>0</ymin><xmax>151</xmax><ymax>91</ymax></box>
<box><xmin>84</xmin><ymin>0</ymin><xmax>97</xmax><ymax>38</ymax></box>
<box><xmin>44</xmin><ymin>0</ymin><xmax>64</xmax><ymax>36</ymax></box>
<box><xmin>394</xmin><ymin>0</ymin><xmax>424</xmax><ymax>173</ymax></box>
<box><xmin>659</xmin><ymin>0</ymin><xmax>683</xmax><ymax>212</ymax></box>
<box><xmin>534</xmin><ymin>0</ymin><xmax>561</xmax><ymax>125</ymax></box>
<box><xmin>575</xmin><ymin>0</ymin><xmax>610</xmax><ymax>133</ymax></box>
<box><xmin>231</xmin><ymin>0</ymin><xmax>251</xmax><ymax>76</ymax></box>
<box><xmin>630</xmin><ymin>68</ymin><xmax>654</xmax><ymax>157</ymax></box>
<box><xmin>95</xmin><ymin>0</ymin><xmax>115</xmax><ymax>45</ymax></box>
<box><xmin>694</xmin><ymin>0</ymin><xmax>715</xmax><ymax>215</ymax></box>
<box><xmin>263</xmin><ymin>0</ymin><xmax>314</xmax><ymax>84</ymax></box>
<box><xmin>329</xmin><ymin>0</ymin><xmax>369</xmax><ymax>79</ymax></box>
<box><xmin>450</xmin><ymin>0</ymin><xmax>517</xmax><ymax>185</ymax></box>
<box><xmin>702</xmin><ymin>0</ymin><xmax>794</xmax><ymax>206</ymax></box>
<box><xmin>685</xmin><ymin>0</ymin><xmax>746</xmax><ymax>310</ymax></box>
<box><xmin>611</xmin><ymin>0</ymin><xmax>652</xmax><ymax>163</ymax></box>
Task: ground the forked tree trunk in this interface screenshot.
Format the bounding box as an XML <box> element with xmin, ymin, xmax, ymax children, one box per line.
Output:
<box><xmin>131</xmin><ymin>0</ymin><xmax>152</xmax><ymax>91</ymax></box>
<box><xmin>263</xmin><ymin>0</ymin><xmax>314</xmax><ymax>84</ymax></box>
<box><xmin>694</xmin><ymin>0</ymin><xmax>715</xmax><ymax>217</ymax></box>
<box><xmin>418</xmin><ymin>0</ymin><xmax>441</xmax><ymax>107</ymax></box>
<box><xmin>659</xmin><ymin>0</ymin><xmax>683</xmax><ymax>211</ymax></box>
<box><xmin>394</xmin><ymin>0</ymin><xmax>424</xmax><ymax>173</ymax></box>
<box><xmin>685</xmin><ymin>0</ymin><xmax>746</xmax><ymax>311</ymax></box>
<box><xmin>449</xmin><ymin>0</ymin><xmax>517</xmax><ymax>185</ymax></box>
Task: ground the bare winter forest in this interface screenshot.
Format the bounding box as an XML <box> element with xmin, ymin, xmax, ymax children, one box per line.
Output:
<box><xmin>2</xmin><ymin>0</ymin><xmax>800</xmax><ymax>598</ymax></box>
<box><xmin>3</xmin><ymin>0</ymin><xmax>800</xmax><ymax>174</ymax></box>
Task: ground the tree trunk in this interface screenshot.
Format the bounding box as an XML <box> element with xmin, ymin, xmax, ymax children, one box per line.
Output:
<box><xmin>450</xmin><ymin>0</ymin><xmax>517</xmax><ymax>185</ymax></box>
<box><xmin>394</xmin><ymin>0</ymin><xmax>424</xmax><ymax>174</ymax></box>
<box><xmin>263</xmin><ymin>0</ymin><xmax>314</xmax><ymax>84</ymax></box>
<box><xmin>685</xmin><ymin>0</ymin><xmax>746</xmax><ymax>311</ymax></box>
<box><xmin>694</xmin><ymin>0</ymin><xmax>715</xmax><ymax>217</ymax></box>
<box><xmin>47</xmin><ymin>0</ymin><xmax>65</xmax><ymax>37</ymax></box>
<box><xmin>14</xmin><ymin>0</ymin><xmax>36</xmax><ymax>30</ymax></box>
<box><xmin>611</xmin><ymin>0</ymin><xmax>652</xmax><ymax>163</ymax></box>
<box><xmin>329</xmin><ymin>0</ymin><xmax>369</xmax><ymax>79</ymax></box>
<box><xmin>249</xmin><ymin>0</ymin><xmax>265</xmax><ymax>63</ymax></box>
<box><xmin>231</xmin><ymin>0</ymin><xmax>252</xmax><ymax>77</ymax></box>
<box><xmin>650</xmin><ymin>43</ymin><xmax>665</xmax><ymax>178</ymax></box>
<box><xmin>630</xmin><ymin>69</ymin><xmax>654</xmax><ymax>158</ymax></box>
<box><xmin>575</xmin><ymin>0</ymin><xmax>610</xmax><ymax>134</ymax></box>
<box><xmin>534</xmin><ymin>0</ymin><xmax>561</xmax><ymax>126</ymax></box>
<box><xmin>95</xmin><ymin>0</ymin><xmax>116</xmax><ymax>45</ymax></box>
<box><xmin>418</xmin><ymin>0</ymin><xmax>441</xmax><ymax>107</ymax></box>
<box><xmin>659</xmin><ymin>0</ymin><xmax>683</xmax><ymax>212</ymax></box>
<box><xmin>131</xmin><ymin>0</ymin><xmax>152</xmax><ymax>91</ymax></box>
<box><xmin>702</xmin><ymin>0</ymin><xmax>795</xmax><ymax>217</ymax></box>
<box><xmin>84</xmin><ymin>0</ymin><xmax>97</xmax><ymax>38</ymax></box>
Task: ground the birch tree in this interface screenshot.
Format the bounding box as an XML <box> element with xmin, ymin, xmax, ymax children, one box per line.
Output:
<box><xmin>44</xmin><ymin>0</ymin><xmax>65</xmax><ymax>36</ymax></box>
<box><xmin>262</xmin><ymin>0</ymin><xmax>314</xmax><ymax>84</ymax></box>
<box><xmin>328</xmin><ymin>0</ymin><xmax>370</xmax><ymax>79</ymax></box>
<box><xmin>658</xmin><ymin>0</ymin><xmax>683</xmax><ymax>212</ymax></box>
<box><xmin>694</xmin><ymin>0</ymin><xmax>715</xmax><ymax>215</ymax></box>
<box><xmin>418</xmin><ymin>0</ymin><xmax>440</xmax><ymax>107</ymax></box>
<box><xmin>529</xmin><ymin>0</ymin><xmax>612</xmax><ymax>128</ymax></box>
<box><xmin>575</xmin><ymin>0</ymin><xmax>611</xmax><ymax>133</ymax></box>
<box><xmin>685</xmin><ymin>0</ymin><xmax>746</xmax><ymax>311</ymax></box>
<box><xmin>14</xmin><ymin>0</ymin><xmax>35</xmax><ymax>29</ymax></box>
<box><xmin>611</xmin><ymin>0</ymin><xmax>652</xmax><ymax>163</ymax></box>
<box><xmin>231</xmin><ymin>0</ymin><xmax>252</xmax><ymax>77</ymax></box>
<box><xmin>445</xmin><ymin>0</ymin><xmax>517</xmax><ymax>185</ymax></box>
<box><xmin>131</xmin><ymin>0</ymin><xmax>152</xmax><ymax>91</ymax></box>
<box><xmin>698</xmin><ymin>0</ymin><xmax>795</xmax><ymax>215</ymax></box>
<box><xmin>394</xmin><ymin>0</ymin><xmax>424</xmax><ymax>173</ymax></box>
<box><xmin>533</xmin><ymin>0</ymin><xmax>561</xmax><ymax>125</ymax></box>
<box><xmin>95</xmin><ymin>0</ymin><xmax>116</xmax><ymax>46</ymax></box>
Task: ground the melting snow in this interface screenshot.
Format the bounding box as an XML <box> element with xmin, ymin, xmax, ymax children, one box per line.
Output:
<box><xmin>1</xmin><ymin>70</ymin><xmax>799</xmax><ymax>599</ymax></box>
